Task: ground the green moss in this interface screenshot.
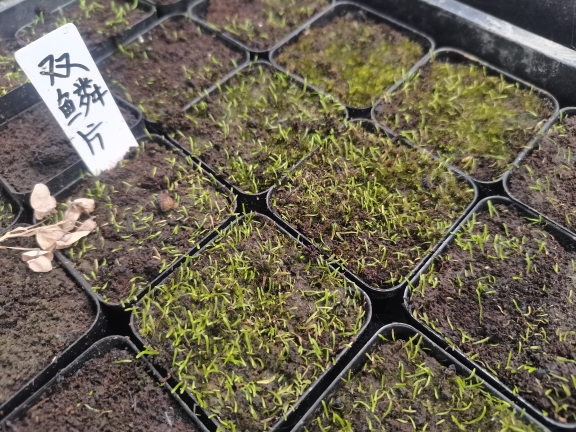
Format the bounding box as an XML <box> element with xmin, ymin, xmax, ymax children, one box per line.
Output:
<box><xmin>133</xmin><ymin>216</ymin><xmax>366</xmax><ymax>431</ymax></box>
<box><xmin>306</xmin><ymin>333</ymin><xmax>540</xmax><ymax>432</ymax></box>
<box><xmin>278</xmin><ymin>13</ymin><xmax>425</xmax><ymax>107</ymax></box>
<box><xmin>375</xmin><ymin>60</ymin><xmax>553</xmax><ymax>181</ymax></box>
<box><xmin>175</xmin><ymin>64</ymin><xmax>345</xmax><ymax>193</ymax></box>
<box><xmin>271</xmin><ymin>123</ymin><xmax>474</xmax><ymax>289</ymax></box>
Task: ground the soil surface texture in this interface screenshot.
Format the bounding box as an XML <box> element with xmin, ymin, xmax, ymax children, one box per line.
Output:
<box><xmin>0</xmin><ymin>237</ymin><xmax>95</xmax><ymax>407</ymax></box>
<box><xmin>134</xmin><ymin>217</ymin><xmax>367</xmax><ymax>431</ymax></box>
<box><xmin>375</xmin><ymin>59</ymin><xmax>554</xmax><ymax>182</ymax></box>
<box><xmin>4</xmin><ymin>346</ymin><xmax>195</xmax><ymax>431</ymax></box>
<box><xmin>103</xmin><ymin>17</ymin><xmax>242</xmax><ymax>123</ymax></box>
<box><xmin>0</xmin><ymin>102</ymin><xmax>138</xmax><ymax>193</ymax></box>
<box><xmin>167</xmin><ymin>64</ymin><xmax>344</xmax><ymax>193</ymax></box>
<box><xmin>272</xmin><ymin>123</ymin><xmax>474</xmax><ymax>290</ymax></box>
<box><xmin>56</xmin><ymin>141</ymin><xmax>232</xmax><ymax>304</ymax></box>
<box><xmin>202</xmin><ymin>0</ymin><xmax>328</xmax><ymax>50</ymax></box>
<box><xmin>277</xmin><ymin>8</ymin><xmax>425</xmax><ymax>107</ymax></box>
<box><xmin>410</xmin><ymin>203</ymin><xmax>576</xmax><ymax>423</ymax></box>
<box><xmin>19</xmin><ymin>0</ymin><xmax>151</xmax><ymax>48</ymax></box>
<box><xmin>509</xmin><ymin>115</ymin><xmax>576</xmax><ymax>234</ymax></box>
<box><xmin>0</xmin><ymin>39</ymin><xmax>26</xmax><ymax>97</ymax></box>
<box><xmin>306</xmin><ymin>335</ymin><xmax>540</xmax><ymax>431</ymax></box>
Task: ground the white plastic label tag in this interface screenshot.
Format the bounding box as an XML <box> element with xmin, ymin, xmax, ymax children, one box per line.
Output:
<box><xmin>15</xmin><ymin>23</ymin><xmax>137</xmax><ymax>175</ymax></box>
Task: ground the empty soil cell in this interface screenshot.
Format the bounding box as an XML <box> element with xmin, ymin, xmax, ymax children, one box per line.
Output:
<box><xmin>374</xmin><ymin>58</ymin><xmax>554</xmax><ymax>182</ymax></box>
<box><xmin>102</xmin><ymin>17</ymin><xmax>243</xmax><ymax>123</ymax></box>
<box><xmin>168</xmin><ymin>64</ymin><xmax>345</xmax><ymax>194</ymax></box>
<box><xmin>0</xmin><ymin>102</ymin><xmax>138</xmax><ymax>193</ymax></box>
<box><xmin>200</xmin><ymin>0</ymin><xmax>328</xmax><ymax>51</ymax></box>
<box><xmin>133</xmin><ymin>216</ymin><xmax>367</xmax><ymax>431</ymax></box>
<box><xmin>509</xmin><ymin>115</ymin><xmax>576</xmax><ymax>234</ymax></box>
<box><xmin>0</xmin><ymin>39</ymin><xmax>26</xmax><ymax>97</ymax></box>
<box><xmin>19</xmin><ymin>0</ymin><xmax>151</xmax><ymax>49</ymax></box>
<box><xmin>271</xmin><ymin>123</ymin><xmax>474</xmax><ymax>290</ymax></box>
<box><xmin>3</xmin><ymin>344</ymin><xmax>195</xmax><ymax>431</ymax></box>
<box><xmin>54</xmin><ymin>141</ymin><xmax>232</xmax><ymax>304</ymax></box>
<box><xmin>409</xmin><ymin>202</ymin><xmax>576</xmax><ymax>423</ymax></box>
<box><xmin>0</xmin><ymin>237</ymin><xmax>95</xmax><ymax>408</ymax></box>
<box><xmin>276</xmin><ymin>8</ymin><xmax>426</xmax><ymax>108</ymax></box>
<box><xmin>304</xmin><ymin>333</ymin><xmax>539</xmax><ymax>431</ymax></box>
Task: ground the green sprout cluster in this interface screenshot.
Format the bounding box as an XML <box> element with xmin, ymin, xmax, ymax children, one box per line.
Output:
<box><xmin>277</xmin><ymin>12</ymin><xmax>425</xmax><ymax>107</ymax></box>
<box><xmin>20</xmin><ymin>0</ymin><xmax>147</xmax><ymax>47</ymax></box>
<box><xmin>204</xmin><ymin>0</ymin><xmax>328</xmax><ymax>50</ymax></box>
<box><xmin>173</xmin><ymin>64</ymin><xmax>345</xmax><ymax>193</ymax></box>
<box><xmin>0</xmin><ymin>40</ymin><xmax>26</xmax><ymax>97</ymax></box>
<box><xmin>509</xmin><ymin>115</ymin><xmax>576</xmax><ymax>232</ymax></box>
<box><xmin>271</xmin><ymin>122</ymin><xmax>474</xmax><ymax>289</ymax></box>
<box><xmin>0</xmin><ymin>191</ymin><xmax>16</xmax><ymax>230</ymax></box>
<box><xmin>103</xmin><ymin>18</ymin><xmax>242</xmax><ymax>123</ymax></box>
<box><xmin>133</xmin><ymin>216</ymin><xmax>366</xmax><ymax>431</ymax></box>
<box><xmin>375</xmin><ymin>59</ymin><xmax>553</xmax><ymax>181</ymax></box>
<box><xmin>410</xmin><ymin>202</ymin><xmax>576</xmax><ymax>422</ymax></box>
<box><xmin>51</xmin><ymin>141</ymin><xmax>232</xmax><ymax>305</ymax></box>
<box><xmin>306</xmin><ymin>333</ymin><xmax>540</xmax><ymax>431</ymax></box>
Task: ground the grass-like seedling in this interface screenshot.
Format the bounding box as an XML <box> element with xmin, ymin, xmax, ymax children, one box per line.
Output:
<box><xmin>277</xmin><ymin>10</ymin><xmax>425</xmax><ymax>108</ymax></box>
<box><xmin>133</xmin><ymin>216</ymin><xmax>367</xmax><ymax>431</ymax></box>
<box><xmin>0</xmin><ymin>39</ymin><xmax>26</xmax><ymax>97</ymax></box>
<box><xmin>19</xmin><ymin>0</ymin><xmax>149</xmax><ymax>48</ymax></box>
<box><xmin>305</xmin><ymin>332</ymin><xmax>540</xmax><ymax>431</ymax></box>
<box><xmin>202</xmin><ymin>0</ymin><xmax>328</xmax><ymax>50</ymax></box>
<box><xmin>375</xmin><ymin>58</ymin><xmax>553</xmax><ymax>181</ymax></box>
<box><xmin>49</xmin><ymin>141</ymin><xmax>232</xmax><ymax>305</ymax></box>
<box><xmin>271</xmin><ymin>123</ymin><xmax>474</xmax><ymax>290</ymax></box>
<box><xmin>170</xmin><ymin>64</ymin><xmax>345</xmax><ymax>194</ymax></box>
<box><xmin>102</xmin><ymin>18</ymin><xmax>243</xmax><ymax>123</ymax></box>
<box><xmin>509</xmin><ymin>114</ymin><xmax>576</xmax><ymax>233</ymax></box>
<box><xmin>410</xmin><ymin>202</ymin><xmax>576</xmax><ymax>423</ymax></box>
<box><xmin>0</xmin><ymin>189</ymin><xmax>16</xmax><ymax>231</ymax></box>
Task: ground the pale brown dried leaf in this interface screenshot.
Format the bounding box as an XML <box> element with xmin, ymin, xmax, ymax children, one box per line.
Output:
<box><xmin>27</xmin><ymin>255</ymin><xmax>53</xmax><ymax>272</ymax></box>
<box><xmin>30</xmin><ymin>184</ymin><xmax>57</xmax><ymax>220</ymax></box>
<box><xmin>72</xmin><ymin>198</ymin><xmax>95</xmax><ymax>214</ymax></box>
<box><xmin>36</xmin><ymin>228</ymin><xmax>63</xmax><ymax>251</ymax></box>
<box><xmin>76</xmin><ymin>218</ymin><xmax>97</xmax><ymax>232</ymax></box>
<box><xmin>21</xmin><ymin>250</ymin><xmax>54</xmax><ymax>262</ymax></box>
<box><xmin>55</xmin><ymin>230</ymin><xmax>91</xmax><ymax>249</ymax></box>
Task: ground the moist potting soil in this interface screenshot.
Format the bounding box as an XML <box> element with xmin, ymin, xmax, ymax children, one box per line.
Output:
<box><xmin>52</xmin><ymin>141</ymin><xmax>232</xmax><ymax>304</ymax></box>
<box><xmin>410</xmin><ymin>202</ymin><xmax>576</xmax><ymax>423</ymax></box>
<box><xmin>200</xmin><ymin>0</ymin><xmax>328</xmax><ymax>51</ymax></box>
<box><xmin>276</xmin><ymin>8</ymin><xmax>426</xmax><ymax>108</ymax></box>
<box><xmin>305</xmin><ymin>335</ymin><xmax>540</xmax><ymax>431</ymax></box>
<box><xmin>102</xmin><ymin>17</ymin><xmax>243</xmax><ymax>123</ymax></box>
<box><xmin>4</xmin><ymin>347</ymin><xmax>195</xmax><ymax>431</ymax></box>
<box><xmin>271</xmin><ymin>123</ymin><xmax>474</xmax><ymax>290</ymax></box>
<box><xmin>169</xmin><ymin>64</ymin><xmax>345</xmax><ymax>194</ymax></box>
<box><xmin>374</xmin><ymin>59</ymin><xmax>554</xmax><ymax>182</ymax></box>
<box><xmin>0</xmin><ymin>238</ymin><xmax>95</xmax><ymax>407</ymax></box>
<box><xmin>509</xmin><ymin>115</ymin><xmax>576</xmax><ymax>234</ymax></box>
<box><xmin>133</xmin><ymin>216</ymin><xmax>367</xmax><ymax>431</ymax></box>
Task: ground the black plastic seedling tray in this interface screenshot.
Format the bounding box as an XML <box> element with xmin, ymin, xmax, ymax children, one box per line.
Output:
<box><xmin>15</xmin><ymin>0</ymin><xmax>158</xmax><ymax>63</ymax></box>
<box><xmin>0</xmin><ymin>335</ymin><xmax>208</xmax><ymax>431</ymax></box>
<box><xmin>0</xmin><ymin>241</ymin><xmax>106</xmax><ymax>421</ymax></box>
<box><xmin>504</xmin><ymin>107</ymin><xmax>576</xmax><ymax>241</ymax></box>
<box><xmin>270</xmin><ymin>2</ymin><xmax>435</xmax><ymax>114</ymax></box>
<box><xmin>291</xmin><ymin>322</ymin><xmax>547</xmax><ymax>431</ymax></box>
<box><xmin>128</xmin><ymin>212</ymin><xmax>373</xmax><ymax>432</ymax></box>
<box><xmin>404</xmin><ymin>195</ymin><xmax>576</xmax><ymax>431</ymax></box>
<box><xmin>267</xmin><ymin>119</ymin><xmax>479</xmax><ymax>300</ymax></box>
<box><xmin>49</xmin><ymin>133</ymin><xmax>237</xmax><ymax>311</ymax></box>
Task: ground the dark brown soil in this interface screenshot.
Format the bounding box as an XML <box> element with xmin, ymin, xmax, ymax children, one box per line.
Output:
<box><xmin>19</xmin><ymin>0</ymin><xmax>151</xmax><ymax>49</ymax></box>
<box><xmin>410</xmin><ymin>203</ymin><xmax>576</xmax><ymax>423</ymax></box>
<box><xmin>0</xmin><ymin>102</ymin><xmax>138</xmax><ymax>193</ymax></box>
<box><xmin>0</xmin><ymin>237</ymin><xmax>95</xmax><ymax>407</ymax></box>
<box><xmin>134</xmin><ymin>217</ymin><xmax>366</xmax><ymax>431</ymax></box>
<box><xmin>59</xmin><ymin>142</ymin><xmax>232</xmax><ymax>304</ymax></box>
<box><xmin>306</xmin><ymin>337</ymin><xmax>539</xmax><ymax>431</ymax></box>
<box><xmin>4</xmin><ymin>346</ymin><xmax>196</xmax><ymax>431</ymax></box>
<box><xmin>277</xmin><ymin>8</ymin><xmax>426</xmax><ymax>107</ymax></box>
<box><xmin>202</xmin><ymin>0</ymin><xmax>328</xmax><ymax>50</ymax></box>
<box><xmin>509</xmin><ymin>115</ymin><xmax>576</xmax><ymax>234</ymax></box>
<box><xmin>102</xmin><ymin>17</ymin><xmax>242</xmax><ymax>123</ymax></box>
<box><xmin>0</xmin><ymin>39</ymin><xmax>26</xmax><ymax>97</ymax></box>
